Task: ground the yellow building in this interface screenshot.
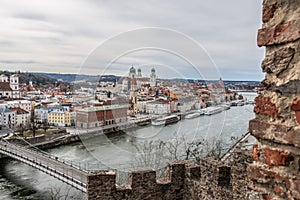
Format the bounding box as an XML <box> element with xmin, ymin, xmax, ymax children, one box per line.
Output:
<box><xmin>48</xmin><ymin>110</ymin><xmax>70</xmax><ymax>127</ymax></box>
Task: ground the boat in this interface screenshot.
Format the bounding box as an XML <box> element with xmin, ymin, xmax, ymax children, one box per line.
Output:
<box><xmin>151</xmin><ymin>114</ymin><xmax>181</xmax><ymax>126</ymax></box>
<box><xmin>236</xmin><ymin>101</ymin><xmax>245</xmax><ymax>106</ymax></box>
<box><xmin>185</xmin><ymin>110</ymin><xmax>204</xmax><ymax>119</ymax></box>
<box><xmin>220</xmin><ymin>104</ymin><xmax>231</xmax><ymax>110</ymax></box>
<box><xmin>203</xmin><ymin>107</ymin><xmax>223</xmax><ymax>115</ymax></box>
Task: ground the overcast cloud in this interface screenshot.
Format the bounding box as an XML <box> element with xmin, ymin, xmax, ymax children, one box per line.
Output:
<box><xmin>0</xmin><ymin>0</ymin><xmax>264</xmax><ymax>80</ymax></box>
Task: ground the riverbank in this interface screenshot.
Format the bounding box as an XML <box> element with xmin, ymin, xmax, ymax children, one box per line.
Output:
<box><xmin>2</xmin><ymin>116</ymin><xmax>152</xmax><ymax>152</ymax></box>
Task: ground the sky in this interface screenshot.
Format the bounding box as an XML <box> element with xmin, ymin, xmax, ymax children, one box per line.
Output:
<box><xmin>0</xmin><ymin>0</ymin><xmax>265</xmax><ymax>81</ymax></box>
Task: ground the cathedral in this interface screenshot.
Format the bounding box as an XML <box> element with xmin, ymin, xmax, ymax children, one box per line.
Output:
<box><xmin>122</xmin><ymin>66</ymin><xmax>157</xmax><ymax>91</ymax></box>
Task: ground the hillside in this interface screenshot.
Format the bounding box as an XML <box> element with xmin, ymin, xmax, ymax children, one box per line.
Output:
<box><xmin>0</xmin><ymin>70</ymin><xmax>58</xmax><ymax>85</ymax></box>
<box><xmin>35</xmin><ymin>73</ymin><xmax>121</xmax><ymax>83</ymax></box>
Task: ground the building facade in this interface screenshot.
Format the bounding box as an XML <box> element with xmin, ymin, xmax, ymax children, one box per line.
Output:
<box><xmin>0</xmin><ymin>74</ymin><xmax>20</xmax><ymax>98</ymax></box>
<box><xmin>145</xmin><ymin>100</ymin><xmax>171</xmax><ymax>115</ymax></box>
<box><xmin>10</xmin><ymin>108</ymin><xmax>30</xmax><ymax>127</ymax></box>
<box><xmin>0</xmin><ymin>107</ymin><xmax>16</xmax><ymax>128</ymax></box>
<box><xmin>48</xmin><ymin>110</ymin><xmax>70</xmax><ymax>127</ymax></box>
<box><xmin>76</xmin><ymin>105</ymin><xmax>128</xmax><ymax>129</ymax></box>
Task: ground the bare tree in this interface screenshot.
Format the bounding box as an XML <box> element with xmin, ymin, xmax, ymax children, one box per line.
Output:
<box><xmin>42</xmin><ymin>120</ymin><xmax>49</xmax><ymax>133</ymax></box>
<box><xmin>185</xmin><ymin>137</ymin><xmax>226</xmax><ymax>162</ymax></box>
<box><xmin>132</xmin><ymin>135</ymin><xmax>228</xmax><ymax>170</ymax></box>
<box><xmin>47</xmin><ymin>184</ymin><xmax>84</xmax><ymax>200</ymax></box>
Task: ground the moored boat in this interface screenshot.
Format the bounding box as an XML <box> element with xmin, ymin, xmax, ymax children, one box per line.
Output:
<box><xmin>220</xmin><ymin>104</ymin><xmax>231</xmax><ymax>110</ymax></box>
<box><xmin>185</xmin><ymin>111</ymin><xmax>204</xmax><ymax>119</ymax></box>
<box><xmin>151</xmin><ymin>114</ymin><xmax>181</xmax><ymax>126</ymax></box>
<box><xmin>203</xmin><ymin>107</ymin><xmax>223</xmax><ymax>115</ymax></box>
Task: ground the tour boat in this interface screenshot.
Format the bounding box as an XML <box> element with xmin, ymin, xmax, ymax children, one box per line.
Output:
<box><xmin>204</xmin><ymin>107</ymin><xmax>223</xmax><ymax>115</ymax></box>
<box><xmin>220</xmin><ymin>104</ymin><xmax>231</xmax><ymax>110</ymax></box>
<box><xmin>151</xmin><ymin>115</ymin><xmax>181</xmax><ymax>126</ymax></box>
<box><xmin>185</xmin><ymin>111</ymin><xmax>204</xmax><ymax>119</ymax></box>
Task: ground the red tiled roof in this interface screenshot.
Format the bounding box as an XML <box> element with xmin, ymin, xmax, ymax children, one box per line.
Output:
<box><xmin>0</xmin><ymin>82</ymin><xmax>12</xmax><ymax>91</ymax></box>
<box><xmin>9</xmin><ymin>107</ymin><xmax>29</xmax><ymax>114</ymax></box>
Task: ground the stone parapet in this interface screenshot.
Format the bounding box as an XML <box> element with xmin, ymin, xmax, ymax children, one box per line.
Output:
<box><xmin>86</xmin><ymin>154</ymin><xmax>251</xmax><ymax>200</ymax></box>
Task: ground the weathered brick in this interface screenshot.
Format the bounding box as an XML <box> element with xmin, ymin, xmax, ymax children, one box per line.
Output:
<box><xmin>247</xmin><ymin>164</ymin><xmax>275</xmax><ymax>183</ymax></box>
<box><xmin>262</xmin><ymin>3</ymin><xmax>277</xmax><ymax>23</ymax></box>
<box><xmin>273</xmin><ymin>186</ymin><xmax>285</xmax><ymax>197</ymax></box>
<box><xmin>263</xmin><ymin>148</ymin><xmax>294</xmax><ymax>166</ymax></box>
<box><xmin>257</xmin><ymin>20</ymin><xmax>300</xmax><ymax>46</ymax></box>
<box><xmin>254</xmin><ymin>95</ymin><xmax>279</xmax><ymax>117</ymax></box>
<box><xmin>262</xmin><ymin>194</ymin><xmax>274</xmax><ymax>200</ymax></box>
<box><xmin>252</xmin><ymin>144</ymin><xmax>260</xmax><ymax>162</ymax></box>
<box><xmin>286</xmin><ymin>179</ymin><xmax>300</xmax><ymax>199</ymax></box>
<box><xmin>249</xmin><ymin>119</ymin><xmax>300</xmax><ymax>147</ymax></box>
<box><xmin>291</xmin><ymin>98</ymin><xmax>300</xmax><ymax>124</ymax></box>
<box><xmin>261</xmin><ymin>47</ymin><xmax>295</xmax><ymax>76</ymax></box>
<box><xmin>276</xmin><ymin>80</ymin><xmax>300</xmax><ymax>94</ymax></box>
<box><xmin>291</xmin><ymin>98</ymin><xmax>300</xmax><ymax>111</ymax></box>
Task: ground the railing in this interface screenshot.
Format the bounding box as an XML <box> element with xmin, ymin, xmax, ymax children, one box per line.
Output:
<box><xmin>220</xmin><ymin>132</ymin><xmax>251</xmax><ymax>161</ymax></box>
<box><xmin>0</xmin><ymin>139</ymin><xmax>88</xmax><ymax>192</ymax></box>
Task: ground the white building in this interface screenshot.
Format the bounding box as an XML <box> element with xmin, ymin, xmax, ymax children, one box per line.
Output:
<box><xmin>150</xmin><ymin>67</ymin><xmax>156</xmax><ymax>87</ymax></box>
<box><xmin>10</xmin><ymin>75</ymin><xmax>19</xmax><ymax>98</ymax></box>
<box><xmin>0</xmin><ymin>74</ymin><xmax>20</xmax><ymax>98</ymax></box>
<box><xmin>0</xmin><ymin>107</ymin><xmax>16</xmax><ymax>128</ymax></box>
<box><xmin>145</xmin><ymin>100</ymin><xmax>171</xmax><ymax>115</ymax></box>
<box><xmin>5</xmin><ymin>100</ymin><xmax>32</xmax><ymax>113</ymax></box>
<box><xmin>10</xmin><ymin>108</ymin><xmax>30</xmax><ymax>127</ymax></box>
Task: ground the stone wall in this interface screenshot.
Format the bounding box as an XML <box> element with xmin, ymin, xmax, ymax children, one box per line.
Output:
<box><xmin>248</xmin><ymin>0</ymin><xmax>300</xmax><ymax>199</ymax></box>
<box><xmin>86</xmin><ymin>150</ymin><xmax>251</xmax><ymax>200</ymax></box>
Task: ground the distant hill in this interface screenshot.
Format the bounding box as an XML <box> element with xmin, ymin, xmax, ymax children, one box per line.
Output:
<box><xmin>35</xmin><ymin>73</ymin><xmax>121</xmax><ymax>83</ymax></box>
<box><xmin>0</xmin><ymin>71</ymin><xmax>58</xmax><ymax>85</ymax></box>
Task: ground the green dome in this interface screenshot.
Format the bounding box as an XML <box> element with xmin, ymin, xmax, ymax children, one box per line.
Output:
<box><xmin>130</xmin><ymin>66</ymin><xmax>136</xmax><ymax>73</ymax></box>
<box><xmin>151</xmin><ymin>67</ymin><xmax>155</xmax><ymax>73</ymax></box>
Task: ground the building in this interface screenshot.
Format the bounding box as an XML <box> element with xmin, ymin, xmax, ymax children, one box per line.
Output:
<box><xmin>5</xmin><ymin>100</ymin><xmax>32</xmax><ymax>113</ymax></box>
<box><xmin>48</xmin><ymin>110</ymin><xmax>70</xmax><ymax>127</ymax></box>
<box><xmin>122</xmin><ymin>66</ymin><xmax>157</xmax><ymax>91</ymax></box>
<box><xmin>76</xmin><ymin>104</ymin><xmax>128</xmax><ymax>129</ymax></box>
<box><xmin>35</xmin><ymin>106</ymin><xmax>69</xmax><ymax>123</ymax></box>
<box><xmin>9</xmin><ymin>108</ymin><xmax>30</xmax><ymax>127</ymax></box>
<box><xmin>0</xmin><ymin>107</ymin><xmax>16</xmax><ymax>128</ymax></box>
<box><xmin>0</xmin><ymin>82</ymin><xmax>12</xmax><ymax>98</ymax></box>
<box><xmin>145</xmin><ymin>99</ymin><xmax>171</xmax><ymax>114</ymax></box>
<box><xmin>0</xmin><ymin>74</ymin><xmax>20</xmax><ymax>98</ymax></box>
<box><xmin>150</xmin><ymin>67</ymin><xmax>156</xmax><ymax>87</ymax></box>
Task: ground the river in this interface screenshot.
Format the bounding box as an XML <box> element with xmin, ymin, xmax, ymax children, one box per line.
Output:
<box><xmin>0</xmin><ymin>92</ymin><xmax>257</xmax><ymax>200</ymax></box>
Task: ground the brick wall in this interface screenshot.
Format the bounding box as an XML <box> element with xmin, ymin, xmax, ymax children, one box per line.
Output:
<box><xmin>248</xmin><ymin>0</ymin><xmax>300</xmax><ymax>199</ymax></box>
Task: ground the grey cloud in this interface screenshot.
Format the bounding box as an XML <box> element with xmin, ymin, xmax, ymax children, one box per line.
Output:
<box><xmin>12</xmin><ymin>12</ymin><xmax>47</xmax><ymax>22</ymax></box>
<box><xmin>0</xmin><ymin>0</ymin><xmax>264</xmax><ymax>80</ymax></box>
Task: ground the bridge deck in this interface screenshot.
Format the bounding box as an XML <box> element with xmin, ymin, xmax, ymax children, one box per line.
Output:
<box><xmin>0</xmin><ymin>140</ymin><xmax>88</xmax><ymax>192</ymax></box>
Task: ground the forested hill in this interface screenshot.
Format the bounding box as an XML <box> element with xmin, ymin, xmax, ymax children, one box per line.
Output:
<box><xmin>0</xmin><ymin>71</ymin><xmax>58</xmax><ymax>85</ymax></box>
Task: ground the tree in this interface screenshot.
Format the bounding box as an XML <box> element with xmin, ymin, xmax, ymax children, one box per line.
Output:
<box><xmin>47</xmin><ymin>184</ymin><xmax>83</xmax><ymax>200</ymax></box>
<box><xmin>132</xmin><ymin>135</ymin><xmax>228</xmax><ymax>171</ymax></box>
<box><xmin>17</xmin><ymin>124</ymin><xmax>26</xmax><ymax>137</ymax></box>
<box><xmin>42</xmin><ymin>120</ymin><xmax>49</xmax><ymax>133</ymax></box>
<box><xmin>29</xmin><ymin>109</ymin><xmax>38</xmax><ymax>137</ymax></box>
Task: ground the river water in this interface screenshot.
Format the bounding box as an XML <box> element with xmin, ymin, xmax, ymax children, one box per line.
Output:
<box><xmin>0</xmin><ymin>92</ymin><xmax>257</xmax><ymax>200</ymax></box>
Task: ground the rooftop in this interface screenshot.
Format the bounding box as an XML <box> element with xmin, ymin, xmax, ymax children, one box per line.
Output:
<box><xmin>78</xmin><ymin>104</ymin><xmax>128</xmax><ymax>112</ymax></box>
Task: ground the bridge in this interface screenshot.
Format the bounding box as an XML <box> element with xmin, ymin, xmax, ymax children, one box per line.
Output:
<box><xmin>221</xmin><ymin>131</ymin><xmax>252</xmax><ymax>162</ymax></box>
<box><xmin>0</xmin><ymin>139</ymin><xmax>88</xmax><ymax>193</ymax></box>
